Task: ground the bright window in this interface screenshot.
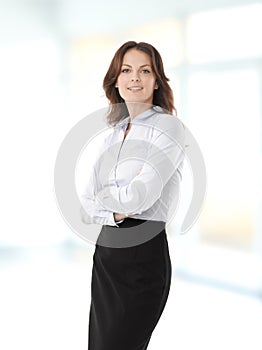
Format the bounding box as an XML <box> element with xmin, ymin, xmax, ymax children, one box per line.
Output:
<box><xmin>186</xmin><ymin>4</ymin><xmax>262</xmax><ymax>63</ymax></box>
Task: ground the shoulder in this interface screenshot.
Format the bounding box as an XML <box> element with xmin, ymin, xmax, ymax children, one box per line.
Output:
<box><xmin>146</xmin><ymin>110</ymin><xmax>185</xmax><ymax>151</ymax></box>
<box><xmin>152</xmin><ymin>112</ymin><xmax>185</xmax><ymax>139</ymax></box>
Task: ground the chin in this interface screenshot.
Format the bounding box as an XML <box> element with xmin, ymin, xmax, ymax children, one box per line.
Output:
<box><xmin>124</xmin><ymin>98</ymin><xmax>151</xmax><ymax>104</ymax></box>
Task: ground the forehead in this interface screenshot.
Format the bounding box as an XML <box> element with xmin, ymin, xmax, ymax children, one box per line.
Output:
<box><xmin>122</xmin><ymin>48</ymin><xmax>152</xmax><ymax>65</ymax></box>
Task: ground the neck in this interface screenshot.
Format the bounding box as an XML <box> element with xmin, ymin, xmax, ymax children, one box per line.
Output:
<box><xmin>126</xmin><ymin>102</ymin><xmax>152</xmax><ymax>122</ymax></box>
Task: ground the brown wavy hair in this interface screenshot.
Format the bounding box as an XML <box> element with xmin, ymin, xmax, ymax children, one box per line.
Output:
<box><xmin>103</xmin><ymin>41</ymin><xmax>177</xmax><ymax>126</ymax></box>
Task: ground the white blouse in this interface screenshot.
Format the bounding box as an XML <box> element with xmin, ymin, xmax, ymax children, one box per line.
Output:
<box><xmin>80</xmin><ymin>106</ymin><xmax>186</xmax><ymax>227</ymax></box>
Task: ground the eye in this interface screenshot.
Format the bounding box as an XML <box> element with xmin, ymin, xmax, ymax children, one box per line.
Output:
<box><xmin>121</xmin><ymin>68</ymin><xmax>130</xmax><ymax>73</ymax></box>
<box><xmin>141</xmin><ymin>69</ymin><xmax>151</xmax><ymax>74</ymax></box>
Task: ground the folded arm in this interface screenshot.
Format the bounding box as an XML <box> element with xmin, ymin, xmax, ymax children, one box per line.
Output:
<box><xmin>95</xmin><ymin>122</ymin><xmax>186</xmax><ymax>215</ymax></box>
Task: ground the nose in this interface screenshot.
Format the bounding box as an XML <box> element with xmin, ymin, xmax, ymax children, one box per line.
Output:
<box><xmin>131</xmin><ymin>72</ymin><xmax>140</xmax><ymax>81</ymax></box>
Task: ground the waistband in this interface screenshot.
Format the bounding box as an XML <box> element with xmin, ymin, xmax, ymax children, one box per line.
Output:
<box><xmin>97</xmin><ymin>218</ymin><xmax>166</xmax><ymax>248</ymax></box>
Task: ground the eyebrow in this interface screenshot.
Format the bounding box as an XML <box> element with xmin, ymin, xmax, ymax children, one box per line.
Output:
<box><xmin>121</xmin><ymin>64</ymin><xmax>151</xmax><ymax>68</ymax></box>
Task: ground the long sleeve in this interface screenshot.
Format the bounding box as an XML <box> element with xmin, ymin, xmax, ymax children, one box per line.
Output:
<box><xmin>95</xmin><ymin>120</ymin><xmax>186</xmax><ymax>215</ymax></box>
<box><xmin>80</xmin><ymin>167</ymin><xmax>118</xmax><ymax>226</ymax></box>
<box><xmin>80</xmin><ymin>132</ymin><xmax>119</xmax><ymax>227</ymax></box>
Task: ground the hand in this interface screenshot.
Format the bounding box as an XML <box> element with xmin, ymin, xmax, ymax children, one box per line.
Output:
<box><xmin>114</xmin><ymin>213</ymin><xmax>130</xmax><ymax>221</ymax></box>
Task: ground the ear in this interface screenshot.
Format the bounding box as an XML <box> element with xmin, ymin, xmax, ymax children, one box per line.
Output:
<box><xmin>154</xmin><ymin>81</ymin><xmax>159</xmax><ymax>90</ymax></box>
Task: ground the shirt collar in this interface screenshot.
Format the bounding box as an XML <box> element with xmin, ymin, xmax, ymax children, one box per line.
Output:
<box><xmin>115</xmin><ymin>105</ymin><xmax>164</xmax><ymax>129</ymax></box>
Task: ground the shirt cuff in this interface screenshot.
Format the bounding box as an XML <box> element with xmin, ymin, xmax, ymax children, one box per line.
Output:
<box><xmin>106</xmin><ymin>212</ymin><xmax>120</xmax><ymax>227</ymax></box>
<box><xmin>115</xmin><ymin>219</ymin><xmax>125</xmax><ymax>224</ymax></box>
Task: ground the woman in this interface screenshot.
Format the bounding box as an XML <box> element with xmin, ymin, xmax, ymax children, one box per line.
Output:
<box><xmin>81</xmin><ymin>41</ymin><xmax>186</xmax><ymax>350</ymax></box>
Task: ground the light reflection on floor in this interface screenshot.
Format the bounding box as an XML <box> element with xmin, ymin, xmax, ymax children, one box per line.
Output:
<box><xmin>0</xmin><ymin>246</ymin><xmax>261</xmax><ymax>350</ymax></box>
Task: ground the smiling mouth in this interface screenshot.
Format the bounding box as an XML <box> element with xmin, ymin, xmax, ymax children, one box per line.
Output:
<box><xmin>128</xmin><ymin>87</ymin><xmax>143</xmax><ymax>91</ymax></box>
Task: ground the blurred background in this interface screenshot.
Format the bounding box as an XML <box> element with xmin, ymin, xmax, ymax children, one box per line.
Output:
<box><xmin>0</xmin><ymin>0</ymin><xmax>262</xmax><ymax>349</ymax></box>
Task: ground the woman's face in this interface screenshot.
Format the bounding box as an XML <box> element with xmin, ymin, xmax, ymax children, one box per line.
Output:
<box><xmin>115</xmin><ymin>48</ymin><xmax>158</xmax><ymax>105</ymax></box>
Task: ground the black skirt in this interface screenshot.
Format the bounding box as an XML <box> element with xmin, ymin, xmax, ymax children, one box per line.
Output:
<box><xmin>88</xmin><ymin>218</ymin><xmax>172</xmax><ymax>350</ymax></box>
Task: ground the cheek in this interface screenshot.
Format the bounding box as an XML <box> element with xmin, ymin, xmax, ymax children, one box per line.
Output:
<box><xmin>117</xmin><ymin>76</ymin><xmax>128</xmax><ymax>88</ymax></box>
<box><xmin>115</xmin><ymin>77</ymin><xmax>120</xmax><ymax>88</ymax></box>
<box><xmin>148</xmin><ymin>79</ymin><xmax>157</xmax><ymax>90</ymax></box>
<box><xmin>143</xmin><ymin>76</ymin><xmax>156</xmax><ymax>86</ymax></box>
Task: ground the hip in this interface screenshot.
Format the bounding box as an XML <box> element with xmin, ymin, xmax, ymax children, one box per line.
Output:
<box><xmin>95</xmin><ymin>218</ymin><xmax>170</xmax><ymax>265</ymax></box>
